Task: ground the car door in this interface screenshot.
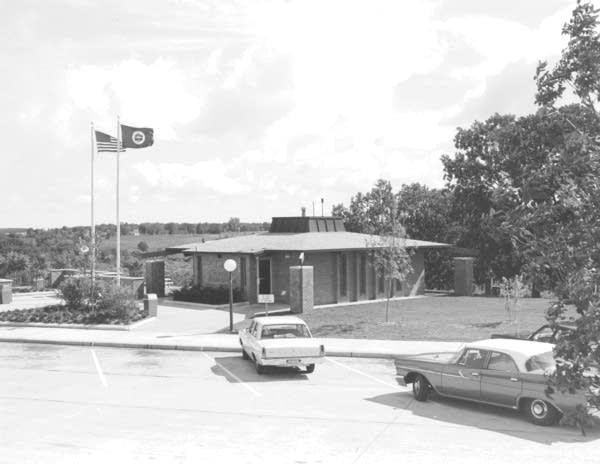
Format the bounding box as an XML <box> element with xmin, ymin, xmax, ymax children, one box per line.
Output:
<box><xmin>480</xmin><ymin>351</ymin><xmax>522</xmax><ymax>406</ymax></box>
<box><xmin>246</xmin><ymin>321</ymin><xmax>260</xmax><ymax>357</ymax></box>
<box><xmin>441</xmin><ymin>348</ymin><xmax>488</xmax><ymax>400</ymax></box>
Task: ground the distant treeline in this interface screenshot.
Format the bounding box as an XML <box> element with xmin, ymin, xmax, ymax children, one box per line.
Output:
<box><xmin>0</xmin><ymin>218</ymin><xmax>268</xmax><ymax>285</ymax></box>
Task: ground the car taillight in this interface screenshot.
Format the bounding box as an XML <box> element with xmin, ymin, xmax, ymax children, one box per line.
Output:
<box><xmin>262</xmin><ymin>347</ymin><xmax>267</xmax><ymax>358</ymax></box>
<box><xmin>320</xmin><ymin>345</ymin><xmax>325</xmax><ymax>356</ymax></box>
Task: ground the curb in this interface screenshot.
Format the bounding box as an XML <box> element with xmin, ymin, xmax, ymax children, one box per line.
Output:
<box><xmin>0</xmin><ymin>336</ymin><xmax>410</xmax><ymax>359</ymax></box>
<box><xmin>0</xmin><ymin>317</ymin><xmax>157</xmax><ymax>332</ymax></box>
<box><xmin>0</xmin><ymin>337</ymin><xmax>241</xmax><ymax>353</ymax></box>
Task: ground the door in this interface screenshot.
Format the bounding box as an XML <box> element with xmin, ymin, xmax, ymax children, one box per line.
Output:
<box><xmin>481</xmin><ymin>351</ymin><xmax>522</xmax><ymax>406</ymax></box>
<box><xmin>259</xmin><ymin>258</ymin><xmax>271</xmax><ymax>294</ymax></box>
<box><xmin>441</xmin><ymin>348</ymin><xmax>488</xmax><ymax>399</ymax></box>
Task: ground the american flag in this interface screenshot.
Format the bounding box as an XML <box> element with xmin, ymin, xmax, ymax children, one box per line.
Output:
<box><xmin>95</xmin><ymin>130</ymin><xmax>125</xmax><ymax>152</ymax></box>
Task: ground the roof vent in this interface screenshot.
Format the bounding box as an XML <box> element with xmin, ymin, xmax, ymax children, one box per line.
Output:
<box><xmin>269</xmin><ymin>216</ymin><xmax>346</xmax><ymax>233</ymax></box>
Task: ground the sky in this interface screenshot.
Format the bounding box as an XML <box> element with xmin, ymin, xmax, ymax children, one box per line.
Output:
<box><xmin>1</xmin><ymin>0</ymin><xmax>576</xmax><ymax>228</ymax></box>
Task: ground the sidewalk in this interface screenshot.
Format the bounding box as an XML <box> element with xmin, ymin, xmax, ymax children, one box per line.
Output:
<box><xmin>0</xmin><ymin>325</ymin><xmax>462</xmax><ymax>358</ymax></box>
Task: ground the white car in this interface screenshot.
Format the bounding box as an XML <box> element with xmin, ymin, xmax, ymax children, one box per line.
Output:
<box><xmin>239</xmin><ymin>316</ymin><xmax>325</xmax><ymax>374</ymax></box>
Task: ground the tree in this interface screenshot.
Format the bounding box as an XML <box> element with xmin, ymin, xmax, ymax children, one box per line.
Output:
<box><xmin>396</xmin><ymin>184</ymin><xmax>454</xmax><ymax>289</ymax></box>
<box><xmin>368</xmin><ymin>221</ymin><xmax>413</xmax><ymax>323</ymax></box>
<box><xmin>497</xmin><ymin>1</ymin><xmax>600</xmax><ymax>429</ymax></box>
<box><xmin>226</xmin><ymin>217</ymin><xmax>241</xmax><ymax>233</ymax></box>
<box><xmin>137</xmin><ymin>241</ymin><xmax>149</xmax><ymax>252</ymax></box>
<box><xmin>335</xmin><ymin>180</ymin><xmax>455</xmax><ymax>289</ymax></box>
<box><xmin>441</xmin><ymin>114</ymin><xmax>526</xmax><ymax>291</ymax></box>
<box><xmin>333</xmin><ymin>179</ymin><xmax>397</xmax><ymax>234</ymax></box>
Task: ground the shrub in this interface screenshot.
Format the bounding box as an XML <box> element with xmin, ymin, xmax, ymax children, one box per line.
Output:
<box><xmin>95</xmin><ymin>283</ymin><xmax>140</xmax><ymax>322</ymax></box>
<box><xmin>172</xmin><ymin>284</ymin><xmax>243</xmax><ymax>305</ymax></box>
<box><xmin>59</xmin><ymin>279</ymin><xmax>90</xmax><ymax>310</ymax></box>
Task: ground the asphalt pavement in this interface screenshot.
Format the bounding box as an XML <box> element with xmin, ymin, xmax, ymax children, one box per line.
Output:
<box><xmin>1</xmin><ymin>343</ymin><xmax>598</xmax><ymax>464</ymax></box>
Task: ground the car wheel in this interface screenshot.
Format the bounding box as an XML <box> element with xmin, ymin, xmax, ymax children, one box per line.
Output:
<box><xmin>412</xmin><ymin>374</ymin><xmax>430</xmax><ymax>401</ymax></box>
<box><xmin>523</xmin><ymin>398</ymin><xmax>561</xmax><ymax>426</ymax></box>
<box><xmin>255</xmin><ymin>358</ymin><xmax>265</xmax><ymax>375</ymax></box>
<box><xmin>306</xmin><ymin>364</ymin><xmax>315</xmax><ymax>374</ymax></box>
<box><xmin>242</xmin><ymin>348</ymin><xmax>249</xmax><ymax>360</ymax></box>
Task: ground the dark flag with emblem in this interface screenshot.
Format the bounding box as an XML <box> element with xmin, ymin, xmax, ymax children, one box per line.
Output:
<box><xmin>121</xmin><ymin>124</ymin><xmax>154</xmax><ymax>149</ymax></box>
<box><xmin>95</xmin><ymin>130</ymin><xmax>125</xmax><ymax>152</ymax></box>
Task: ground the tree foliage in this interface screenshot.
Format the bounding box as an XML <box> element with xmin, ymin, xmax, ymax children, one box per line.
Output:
<box><xmin>333</xmin><ymin>180</ymin><xmax>454</xmax><ymax>289</ymax></box>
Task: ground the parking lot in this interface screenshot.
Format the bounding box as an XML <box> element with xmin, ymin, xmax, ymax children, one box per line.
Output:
<box><xmin>1</xmin><ymin>343</ymin><xmax>598</xmax><ymax>463</ymax></box>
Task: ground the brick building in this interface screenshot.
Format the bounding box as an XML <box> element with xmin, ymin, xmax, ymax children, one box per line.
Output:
<box><xmin>168</xmin><ymin>216</ymin><xmax>450</xmax><ymax>306</ymax></box>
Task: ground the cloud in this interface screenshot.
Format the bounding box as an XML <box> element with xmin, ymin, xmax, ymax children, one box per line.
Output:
<box><xmin>195</xmin><ymin>47</ymin><xmax>294</xmax><ymax>139</ymax></box>
<box><xmin>133</xmin><ymin>159</ymin><xmax>246</xmax><ymax>194</ymax></box>
<box><xmin>67</xmin><ymin>59</ymin><xmax>202</xmax><ymax>139</ymax></box>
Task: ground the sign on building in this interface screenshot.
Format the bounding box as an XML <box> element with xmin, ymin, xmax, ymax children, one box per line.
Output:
<box><xmin>258</xmin><ymin>294</ymin><xmax>274</xmax><ymax>304</ymax></box>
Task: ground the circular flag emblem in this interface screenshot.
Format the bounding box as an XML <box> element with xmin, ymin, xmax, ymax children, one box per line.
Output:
<box><xmin>132</xmin><ymin>130</ymin><xmax>146</xmax><ymax>145</ymax></box>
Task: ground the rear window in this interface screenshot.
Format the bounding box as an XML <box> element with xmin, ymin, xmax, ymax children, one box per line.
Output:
<box><xmin>525</xmin><ymin>351</ymin><xmax>555</xmax><ymax>372</ymax></box>
<box><xmin>260</xmin><ymin>324</ymin><xmax>311</xmax><ymax>339</ymax></box>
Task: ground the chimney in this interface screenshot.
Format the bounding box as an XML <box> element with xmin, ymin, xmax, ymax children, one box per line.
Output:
<box><xmin>301</xmin><ymin>207</ymin><xmax>306</xmax><ymax>217</ymax></box>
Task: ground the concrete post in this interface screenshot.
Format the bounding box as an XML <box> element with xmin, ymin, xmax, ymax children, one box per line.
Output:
<box><xmin>454</xmin><ymin>257</ymin><xmax>474</xmax><ymax>296</ymax></box>
<box><xmin>0</xmin><ymin>279</ymin><xmax>12</xmax><ymax>304</ymax></box>
<box><xmin>289</xmin><ymin>266</ymin><xmax>313</xmax><ymax>313</ymax></box>
<box><xmin>145</xmin><ymin>260</ymin><xmax>165</xmax><ymax>297</ymax></box>
<box><xmin>144</xmin><ymin>293</ymin><xmax>158</xmax><ymax>317</ymax></box>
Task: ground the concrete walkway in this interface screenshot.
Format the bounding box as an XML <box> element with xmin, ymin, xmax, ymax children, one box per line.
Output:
<box><xmin>0</xmin><ymin>324</ymin><xmax>462</xmax><ymax>358</ymax></box>
<box><xmin>0</xmin><ymin>291</ymin><xmax>62</xmax><ymax>311</ymax></box>
<box><xmin>133</xmin><ymin>305</ymin><xmax>245</xmax><ymax>333</ymax></box>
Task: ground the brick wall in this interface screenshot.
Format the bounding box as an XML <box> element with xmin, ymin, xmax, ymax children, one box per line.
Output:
<box><xmin>196</xmin><ymin>253</ymin><xmax>252</xmax><ymax>300</ymax></box>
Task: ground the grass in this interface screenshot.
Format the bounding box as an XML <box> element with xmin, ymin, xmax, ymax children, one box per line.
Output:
<box><xmin>99</xmin><ymin>234</ymin><xmax>219</xmax><ymax>253</ymax></box>
<box><xmin>296</xmin><ymin>295</ymin><xmax>556</xmax><ymax>342</ymax></box>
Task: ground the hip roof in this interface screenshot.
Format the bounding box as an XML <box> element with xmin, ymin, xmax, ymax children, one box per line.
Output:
<box><xmin>167</xmin><ymin>231</ymin><xmax>450</xmax><ymax>255</ymax></box>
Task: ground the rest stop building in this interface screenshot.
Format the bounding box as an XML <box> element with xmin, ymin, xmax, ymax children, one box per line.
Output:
<box><xmin>169</xmin><ymin>216</ymin><xmax>452</xmax><ymax>306</ymax></box>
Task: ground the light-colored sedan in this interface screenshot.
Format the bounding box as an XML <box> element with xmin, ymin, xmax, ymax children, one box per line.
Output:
<box><xmin>239</xmin><ymin>316</ymin><xmax>325</xmax><ymax>374</ymax></box>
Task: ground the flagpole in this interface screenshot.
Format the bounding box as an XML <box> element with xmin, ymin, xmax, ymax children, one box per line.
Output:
<box><xmin>116</xmin><ymin>116</ymin><xmax>121</xmax><ymax>287</ymax></box>
<box><xmin>90</xmin><ymin>122</ymin><xmax>96</xmax><ymax>298</ymax></box>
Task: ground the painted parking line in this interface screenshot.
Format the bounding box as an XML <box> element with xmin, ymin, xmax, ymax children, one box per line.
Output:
<box><xmin>201</xmin><ymin>352</ymin><xmax>262</xmax><ymax>397</ymax></box>
<box><xmin>90</xmin><ymin>348</ymin><xmax>108</xmax><ymax>388</ymax></box>
<box><xmin>325</xmin><ymin>357</ymin><xmax>399</xmax><ymax>390</ymax></box>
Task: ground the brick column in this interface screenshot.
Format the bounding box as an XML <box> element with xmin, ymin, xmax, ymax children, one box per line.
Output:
<box><xmin>454</xmin><ymin>257</ymin><xmax>474</xmax><ymax>296</ymax></box>
<box><xmin>289</xmin><ymin>266</ymin><xmax>313</xmax><ymax>313</ymax></box>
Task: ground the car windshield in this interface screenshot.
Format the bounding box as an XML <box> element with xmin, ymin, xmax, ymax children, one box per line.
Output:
<box><xmin>525</xmin><ymin>351</ymin><xmax>555</xmax><ymax>372</ymax></box>
<box><xmin>260</xmin><ymin>324</ymin><xmax>311</xmax><ymax>339</ymax></box>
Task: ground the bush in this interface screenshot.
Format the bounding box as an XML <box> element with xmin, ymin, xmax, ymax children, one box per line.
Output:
<box><xmin>172</xmin><ymin>283</ymin><xmax>243</xmax><ymax>305</ymax></box>
<box><xmin>59</xmin><ymin>279</ymin><xmax>92</xmax><ymax>310</ymax></box>
<box><xmin>95</xmin><ymin>284</ymin><xmax>140</xmax><ymax>322</ymax></box>
<box><xmin>0</xmin><ymin>280</ymin><xmax>147</xmax><ymax>325</ymax></box>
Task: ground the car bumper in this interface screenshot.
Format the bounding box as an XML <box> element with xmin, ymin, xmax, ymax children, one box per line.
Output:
<box><xmin>260</xmin><ymin>356</ymin><xmax>324</xmax><ymax>367</ymax></box>
<box><xmin>396</xmin><ymin>376</ymin><xmax>407</xmax><ymax>386</ymax></box>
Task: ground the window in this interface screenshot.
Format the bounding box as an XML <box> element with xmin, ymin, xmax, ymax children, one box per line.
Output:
<box><xmin>259</xmin><ymin>324</ymin><xmax>311</xmax><ymax>339</ymax></box>
<box><xmin>486</xmin><ymin>352</ymin><xmax>517</xmax><ymax>372</ymax></box>
<box><xmin>525</xmin><ymin>352</ymin><xmax>555</xmax><ymax>372</ymax></box>
<box><xmin>359</xmin><ymin>254</ymin><xmax>367</xmax><ymax>295</ymax></box>
<box><xmin>457</xmin><ymin>348</ymin><xmax>488</xmax><ymax>369</ymax></box>
<box><xmin>240</xmin><ymin>257</ymin><xmax>247</xmax><ymax>288</ymax></box>
<box><xmin>340</xmin><ymin>254</ymin><xmax>347</xmax><ymax>296</ymax></box>
<box><xmin>378</xmin><ymin>272</ymin><xmax>384</xmax><ymax>293</ymax></box>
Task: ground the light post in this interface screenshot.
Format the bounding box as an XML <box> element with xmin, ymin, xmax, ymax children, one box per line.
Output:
<box><xmin>223</xmin><ymin>259</ymin><xmax>237</xmax><ymax>332</ymax></box>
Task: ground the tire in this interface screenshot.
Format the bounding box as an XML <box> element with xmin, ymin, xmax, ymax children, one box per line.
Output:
<box><xmin>523</xmin><ymin>398</ymin><xmax>561</xmax><ymax>426</ymax></box>
<box><xmin>306</xmin><ymin>364</ymin><xmax>315</xmax><ymax>374</ymax></box>
<box><xmin>242</xmin><ymin>348</ymin><xmax>249</xmax><ymax>360</ymax></box>
<box><xmin>412</xmin><ymin>374</ymin><xmax>430</xmax><ymax>401</ymax></box>
<box><xmin>255</xmin><ymin>358</ymin><xmax>265</xmax><ymax>375</ymax></box>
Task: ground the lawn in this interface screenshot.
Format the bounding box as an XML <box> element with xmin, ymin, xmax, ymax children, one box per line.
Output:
<box><xmin>100</xmin><ymin>234</ymin><xmax>219</xmax><ymax>253</ymax></box>
<box><xmin>297</xmin><ymin>295</ymin><xmax>556</xmax><ymax>342</ymax></box>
